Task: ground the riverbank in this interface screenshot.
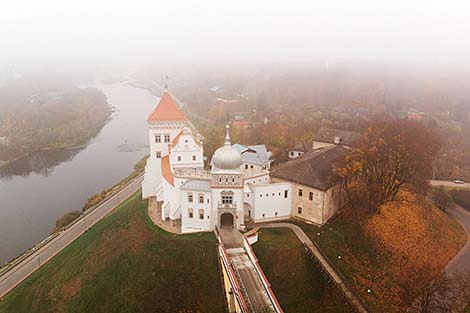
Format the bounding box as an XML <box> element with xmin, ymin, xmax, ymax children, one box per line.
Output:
<box><xmin>0</xmin><ymin>191</ymin><xmax>226</xmax><ymax>313</ymax></box>
<box><xmin>0</xmin><ymin>87</ymin><xmax>113</xmax><ymax>170</ymax></box>
<box><xmin>0</xmin><ymin>81</ymin><xmax>156</xmax><ymax>266</ymax></box>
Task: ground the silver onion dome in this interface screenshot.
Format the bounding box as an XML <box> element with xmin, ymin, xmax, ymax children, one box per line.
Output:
<box><xmin>212</xmin><ymin>125</ymin><xmax>242</xmax><ymax>170</ymax></box>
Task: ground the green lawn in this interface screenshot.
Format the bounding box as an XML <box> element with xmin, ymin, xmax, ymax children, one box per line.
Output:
<box><xmin>0</xmin><ymin>192</ymin><xmax>226</xmax><ymax>313</ymax></box>
<box><xmin>252</xmin><ymin>228</ymin><xmax>349</xmax><ymax>313</ymax></box>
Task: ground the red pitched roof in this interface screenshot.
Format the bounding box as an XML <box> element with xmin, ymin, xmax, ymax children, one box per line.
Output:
<box><xmin>147</xmin><ymin>91</ymin><xmax>187</xmax><ymax>122</ymax></box>
<box><xmin>161</xmin><ymin>155</ymin><xmax>174</xmax><ymax>186</ymax></box>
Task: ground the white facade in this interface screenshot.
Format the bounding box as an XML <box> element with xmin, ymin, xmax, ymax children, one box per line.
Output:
<box><xmin>142</xmin><ymin>92</ymin><xmax>342</xmax><ymax>233</ymax></box>
<box><xmin>288</xmin><ymin>150</ymin><xmax>304</xmax><ymax>159</ymax></box>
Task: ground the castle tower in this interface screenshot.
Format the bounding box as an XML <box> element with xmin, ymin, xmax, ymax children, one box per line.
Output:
<box><xmin>142</xmin><ymin>91</ymin><xmax>191</xmax><ymax>199</ymax></box>
<box><xmin>210</xmin><ymin>125</ymin><xmax>244</xmax><ymax>230</ymax></box>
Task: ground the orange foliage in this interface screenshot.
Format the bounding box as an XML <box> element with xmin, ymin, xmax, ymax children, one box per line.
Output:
<box><xmin>366</xmin><ymin>190</ymin><xmax>464</xmax><ymax>271</ymax></box>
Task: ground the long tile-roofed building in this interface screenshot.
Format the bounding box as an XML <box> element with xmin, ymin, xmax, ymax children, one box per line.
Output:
<box><xmin>314</xmin><ymin>127</ymin><xmax>360</xmax><ymax>147</ymax></box>
<box><xmin>271</xmin><ymin>146</ymin><xmax>348</xmax><ymax>191</ymax></box>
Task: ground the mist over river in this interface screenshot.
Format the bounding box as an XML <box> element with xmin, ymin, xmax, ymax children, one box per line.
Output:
<box><xmin>0</xmin><ymin>81</ymin><xmax>157</xmax><ymax>265</ymax></box>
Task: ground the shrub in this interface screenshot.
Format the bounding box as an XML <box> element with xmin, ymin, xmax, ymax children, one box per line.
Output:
<box><xmin>449</xmin><ymin>189</ymin><xmax>470</xmax><ymax>210</ymax></box>
<box><xmin>430</xmin><ymin>187</ymin><xmax>455</xmax><ymax>212</ymax></box>
<box><xmin>55</xmin><ymin>210</ymin><xmax>81</xmax><ymax>231</ymax></box>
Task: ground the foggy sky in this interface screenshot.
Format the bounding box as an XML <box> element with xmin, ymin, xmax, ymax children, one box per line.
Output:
<box><xmin>1</xmin><ymin>0</ymin><xmax>470</xmax><ymax>67</ymax></box>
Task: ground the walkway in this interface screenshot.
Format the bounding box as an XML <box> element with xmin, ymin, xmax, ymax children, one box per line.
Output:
<box><xmin>256</xmin><ymin>222</ymin><xmax>369</xmax><ymax>313</ymax></box>
<box><xmin>446</xmin><ymin>205</ymin><xmax>470</xmax><ymax>277</ymax></box>
<box><xmin>147</xmin><ymin>197</ymin><xmax>181</xmax><ymax>234</ymax></box>
<box><xmin>219</xmin><ymin>228</ymin><xmax>275</xmax><ymax>312</ymax></box>
<box><xmin>0</xmin><ymin>175</ymin><xmax>144</xmax><ymax>299</ymax></box>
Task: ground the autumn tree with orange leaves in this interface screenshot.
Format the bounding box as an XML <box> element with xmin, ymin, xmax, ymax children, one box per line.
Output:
<box><xmin>338</xmin><ymin>118</ymin><xmax>441</xmax><ymax>213</ymax></box>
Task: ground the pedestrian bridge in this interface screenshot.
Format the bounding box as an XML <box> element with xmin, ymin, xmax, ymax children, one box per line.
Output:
<box><xmin>215</xmin><ymin>227</ymin><xmax>283</xmax><ymax>313</ymax></box>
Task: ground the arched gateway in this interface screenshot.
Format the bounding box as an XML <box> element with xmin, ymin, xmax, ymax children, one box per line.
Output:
<box><xmin>220</xmin><ymin>212</ymin><xmax>234</xmax><ymax>229</ymax></box>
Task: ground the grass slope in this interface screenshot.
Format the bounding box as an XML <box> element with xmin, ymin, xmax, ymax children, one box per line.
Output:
<box><xmin>0</xmin><ymin>192</ymin><xmax>226</xmax><ymax>313</ymax></box>
<box><xmin>252</xmin><ymin>228</ymin><xmax>349</xmax><ymax>313</ymax></box>
<box><xmin>298</xmin><ymin>190</ymin><xmax>467</xmax><ymax>312</ymax></box>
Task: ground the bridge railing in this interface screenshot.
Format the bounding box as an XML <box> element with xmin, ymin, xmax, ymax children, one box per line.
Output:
<box><xmin>243</xmin><ymin>237</ymin><xmax>284</xmax><ymax>313</ymax></box>
<box><xmin>214</xmin><ymin>227</ymin><xmax>250</xmax><ymax>313</ymax></box>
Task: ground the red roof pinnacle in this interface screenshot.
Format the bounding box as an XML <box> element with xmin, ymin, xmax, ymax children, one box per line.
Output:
<box><xmin>147</xmin><ymin>91</ymin><xmax>187</xmax><ymax>122</ymax></box>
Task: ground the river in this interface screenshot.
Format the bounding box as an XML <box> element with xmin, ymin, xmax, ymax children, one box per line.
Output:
<box><xmin>0</xmin><ymin>81</ymin><xmax>157</xmax><ymax>265</ymax></box>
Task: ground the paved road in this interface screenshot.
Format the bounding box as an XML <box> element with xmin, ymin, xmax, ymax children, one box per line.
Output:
<box><xmin>446</xmin><ymin>205</ymin><xmax>470</xmax><ymax>278</ymax></box>
<box><xmin>257</xmin><ymin>222</ymin><xmax>369</xmax><ymax>313</ymax></box>
<box><xmin>0</xmin><ymin>175</ymin><xmax>144</xmax><ymax>299</ymax></box>
<box><xmin>430</xmin><ymin>180</ymin><xmax>470</xmax><ymax>189</ymax></box>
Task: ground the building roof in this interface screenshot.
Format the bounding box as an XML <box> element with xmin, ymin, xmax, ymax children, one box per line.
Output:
<box><xmin>291</xmin><ymin>142</ymin><xmax>311</xmax><ymax>152</ymax></box>
<box><xmin>314</xmin><ymin>127</ymin><xmax>360</xmax><ymax>147</ymax></box>
<box><xmin>147</xmin><ymin>91</ymin><xmax>187</xmax><ymax>122</ymax></box>
<box><xmin>232</xmin><ymin>144</ymin><xmax>272</xmax><ymax>166</ymax></box>
<box><xmin>161</xmin><ymin>155</ymin><xmax>174</xmax><ymax>186</ymax></box>
<box><xmin>180</xmin><ymin>179</ymin><xmax>211</xmax><ymax>192</ymax></box>
<box><xmin>271</xmin><ymin>146</ymin><xmax>348</xmax><ymax>191</ymax></box>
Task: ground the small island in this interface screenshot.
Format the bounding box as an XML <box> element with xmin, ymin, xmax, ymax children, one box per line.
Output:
<box><xmin>0</xmin><ymin>87</ymin><xmax>112</xmax><ymax>168</ymax></box>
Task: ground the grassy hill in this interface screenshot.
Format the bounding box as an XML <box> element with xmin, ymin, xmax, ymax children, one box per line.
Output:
<box><xmin>252</xmin><ymin>228</ymin><xmax>349</xmax><ymax>313</ymax></box>
<box><xmin>298</xmin><ymin>189</ymin><xmax>467</xmax><ymax>312</ymax></box>
<box><xmin>0</xmin><ymin>192</ymin><xmax>226</xmax><ymax>313</ymax></box>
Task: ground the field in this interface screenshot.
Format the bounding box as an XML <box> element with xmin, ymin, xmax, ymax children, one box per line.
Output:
<box><xmin>252</xmin><ymin>228</ymin><xmax>349</xmax><ymax>313</ymax></box>
<box><xmin>0</xmin><ymin>192</ymin><xmax>226</xmax><ymax>313</ymax></box>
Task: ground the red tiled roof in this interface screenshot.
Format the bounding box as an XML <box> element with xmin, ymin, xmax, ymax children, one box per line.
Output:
<box><xmin>147</xmin><ymin>91</ymin><xmax>187</xmax><ymax>122</ymax></box>
<box><xmin>161</xmin><ymin>155</ymin><xmax>174</xmax><ymax>186</ymax></box>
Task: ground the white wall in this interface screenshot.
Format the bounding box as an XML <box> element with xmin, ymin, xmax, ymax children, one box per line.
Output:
<box><xmin>211</xmin><ymin>187</ymin><xmax>244</xmax><ymax>229</ymax></box>
<box><xmin>312</xmin><ymin>141</ymin><xmax>334</xmax><ymax>150</ymax></box>
<box><xmin>181</xmin><ymin>189</ymin><xmax>212</xmax><ymax>233</ymax></box>
<box><xmin>252</xmin><ymin>183</ymin><xmax>292</xmax><ymax>222</ymax></box>
<box><xmin>243</xmin><ymin>173</ymin><xmax>270</xmax><ymax>186</ymax></box>
<box><xmin>288</xmin><ymin>150</ymin><xmax>304</xmax><ymax>159</ymax></box>
<box><xmin>170</xmin><ymin>132</ymin><xmax>204</xmax><ymax>169</ymax></box>
<box><xmin>143</xmin><ymin>120</ymin><xmax>187</xmax><ymax>198</ymax></box>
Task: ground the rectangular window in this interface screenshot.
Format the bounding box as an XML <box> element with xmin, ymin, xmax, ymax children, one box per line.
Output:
<box><xmin>155</xmin><ymin>134</ymin><xmax>161</xmax><ymax>143</ymax></box>
<box><xmin>298</xmin><ymin>207</ymin><xmax>302</xmax><ymax>214</ymax></box>
<box><xmin>198</xmin><ymin>193</ymin><xmax>204</xmax><ymax>203</ymax></box>
<box><xmin>156</xmin><ymin>152</ymin><xmax>161</xmax><ymax>158</ymax></box>
<box><xmin>192</xmin><ymin>155</ymin><xmax>196</xmax><ymax>161</ymax></box>
<box><xmin>188</xmin><ymin>208</ymin><xmax>193</xmax><ymax>218</ymax></box>
<box><xmin>298</xmin><ymin>188</ymin><xmax>303</xmax><ymax>197</ymax></box>
<box><xmin>284</xmin><ymin>190</ymin><xmax>288</xmax><ymax>198</ymax></box>
<box><xmin>309</xmin><ymin>192</ymin><xmax>314</xmax><ymax>201</ymax></box>
<box><xmin>177</xmin><ymin>156</ymin><xmax>182</xmax><ymax>161</ymax></box>
<box><xmin>245</xmin><ymin>164</ymin><xmax>249</xmax><ymax>169</ymax></box>
<box><xmin>222</xmin><ymin>195</ymin><xmax>233</xmax><ymax>204</ymax></box>
<box><xmin>164</xmin><ymin>134</ymin><xmax>170</xmax><ymax>143</ymax></box>
<box><xmin>199</xmin><ymin>209</ymin><xmax>204</xmax><ymax>220</ymax></box>
<box><xmin>188</xmin><ymin>192</ymin><xmax>193</xmax><ymax>203</ymax></box>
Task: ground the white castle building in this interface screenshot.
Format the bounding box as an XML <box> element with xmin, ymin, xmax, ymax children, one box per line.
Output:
<box><xmin>142</xmin><ymin>92</ymin><xmax>346</xmax><ymax>233</ymax></box>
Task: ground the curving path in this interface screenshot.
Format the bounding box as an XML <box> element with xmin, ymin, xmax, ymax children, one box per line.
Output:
<box><xmin>255</xmin><ymin>222</ymin><xmax>370</xmax><ymax>313</ymax></box>
<box><xmin>445</xmin><ymin>205</ymin><xmax>470</xmax><ymax>278</ymax></box>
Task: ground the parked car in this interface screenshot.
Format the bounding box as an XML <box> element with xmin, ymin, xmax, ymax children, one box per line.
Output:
<box><xmin>454</xmin><ymin>179</ymin><xmax>465</xmax><ymax>184</ymax></box>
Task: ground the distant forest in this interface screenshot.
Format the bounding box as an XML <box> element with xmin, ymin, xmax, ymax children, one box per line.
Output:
<box><xmin>149</xmin><ymin>63</ymin><xmax>470</xmax><ymax>180</ymax></box>
<box><xmin>0</xmin><ymin>72</ymin><xmax>111</xmax><ymax>167</ymax></box>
